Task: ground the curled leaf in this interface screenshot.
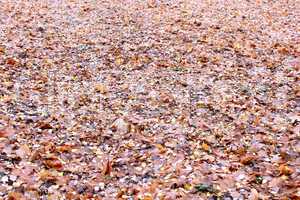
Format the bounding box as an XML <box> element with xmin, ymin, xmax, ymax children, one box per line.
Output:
<box><xmin>102</xmin><ymin>159</ymin><xmax>112</xmax><ymax>176</ymax></box>
<box><xmin>44</xmin><ymin>157</ymin><xmax>63</xmax><ymax>170</ymax></box>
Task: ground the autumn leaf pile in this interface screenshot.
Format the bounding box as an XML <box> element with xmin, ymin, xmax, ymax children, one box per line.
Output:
<box><xmin>0</xmin><ymin>0</ymin><xmax>299</xmax><ymax>199</ymax></box>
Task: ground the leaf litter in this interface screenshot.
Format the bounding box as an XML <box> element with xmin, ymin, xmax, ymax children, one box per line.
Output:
<box><xmin>0</xmin><ymin>0</ymin><xmax>299</xmax><ymax>199</ymax></box>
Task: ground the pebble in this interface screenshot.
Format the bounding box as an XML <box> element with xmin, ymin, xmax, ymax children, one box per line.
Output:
<box><xmin>10</xmin><ymin>175</ymin><xmax>17</xmax><ymax>182</ymax></box>
<box><xmin>1</xmin><ymin>176</ymin><xmax>8</xmax><ymax>183</ymax></box>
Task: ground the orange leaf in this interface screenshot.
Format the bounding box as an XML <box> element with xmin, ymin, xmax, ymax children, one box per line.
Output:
<box><xmin>44</xmin><ymin>157</ymin><xmax>63</xmax><ymax>170</ymax></box>
<box><xmin>155</xmin><ymin>144</ymin><xmax>166</xmax><ymax>154</ymax></box>
<box><xmin>240</xmin><ymin>155</ymin><xmax>256</xmax><ymax>165</ymax></box>
<box><xmin>56</xmin><ymin>144</ymin><xmax>73</xmax><ymax>153</ymax></box>
<box><xmin>279</xmin><ymin>164</ymin><xmax>294</xmax><ymax>176</ymax></box>
<box><xmin>202</xmin><ymin>143</ymin><xmax>210</xmax><ymax>152</ymax></box>
<box><xmin>6</xmin><ymin>57</ymin><xmax>17</xmax><ymax>66</ymax></box>
<box><xmin>8</xmin><ymin>191</ymin><xmax>24</xmax><ymax>200</ymax></box>
<box><xmin>0</xmin><ymin>45</ymin><xmax>5</xmax><ymax>54</ymax></box>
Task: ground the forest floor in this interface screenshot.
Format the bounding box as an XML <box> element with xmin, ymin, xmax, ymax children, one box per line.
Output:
<box><xmin>0</xmin><ymin>0</ymin><xmax>299</xmax><ymax>199</ymax></box>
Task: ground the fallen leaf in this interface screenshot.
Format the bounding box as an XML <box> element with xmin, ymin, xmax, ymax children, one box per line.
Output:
<box><xmin>7</xmin><ymin>191</ymin><xmax>24</xmax><ymax>200</ymax></box>
<box><xmin>249</xmin><ymin>188</ymin><xmax>259</xmax><ymax>200</ymax></box>
<box><xmin>95</xmin><ymin>83</ymin><xmax>108</xmax><ymax>94</ymax></box>
<box><xmin>56</xmin><ymin>144</ymin><xmax>73</xmax><ymax>153</ymax></box>
<box><xmin>115</xmin><ymin>57</ymin><xmax>124</xmax><ymax>65</ymax></box>
<box><xmin>38</xmin><ymin>122</ymin><xmax>53</xmax><ymax>130</ymax></box>
<box><xmin>202</xmin><ymin>143</ymin><xmax>210</xmax><ymax>152</ymax></box>
<box><xmin>240</xmin><ymin>155</ymin><xmax>256</xmax><ymax>165</ymax></box>
<box><xmin>6</xmin><ymin>57</ymin><xmax>17</xmax><ymax>66</ymax></box>
<box><xmin>143</xmin><ymin>194</ymin><xmax>153</xmax><ymax>200</ymax></box>
<box><xmin>39</xmin><ymin>169</ymin><xmax>58</xmax><ymax>182</ymax></box>
<box><xmin>194</xmin><ymin>183</ymin><xmax>214</xmax><ymax>193</ymax></box>
<box><xmin>102</xmin><ymin>159</ymin><xmax>112</xmax><ymax>176</ymax></box>
<box><xmin>16</xmin><ymin>144</ymin><xmax>31</xmax><ymax>158</ymax></box>
<box><xmin>0</xmin><ymin>127</ymin><xmax>15</xmax><ymax>138</ymax></box>
<box><xmin>0</xmin><ymin>45</ymin><xmax>5</xmax><ymax>54</ymax></box>
<box><xmin>279</xmin><ymin>164</ymin><xmax>294</xmax><ymax>176</ymax></box>
<box><xmin>111</xmin><ymin>118</ymin><xmax>129</xmax><ymax>133</ymax></box>
<box><xmin>44</xmin><ymin>157</ymin><xmax>63</xmax><ymax>170</ymax></box>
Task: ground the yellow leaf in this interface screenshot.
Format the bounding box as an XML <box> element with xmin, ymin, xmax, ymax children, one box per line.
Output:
<box><xmin>143</xmin><ymin>194</ymin><xmax>153</xmax><ymax>200</ymax></box>
<box><xmin>156</xmin><ymin>144</ymin><xmax>166</xmax><ymax>154</ymax></box>
<box><xmin>184</xmin><ymin>183</ymin><xmax>192</xmax><ymax>190</ymax></box>
<box><xmin>115</xmin><ymin>57</ymin><xmax>124</xmax><ymax>65</ymax></box>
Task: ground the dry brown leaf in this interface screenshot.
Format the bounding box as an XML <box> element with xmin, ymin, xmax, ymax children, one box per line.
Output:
<box><xmin>0</xmin><ymin>45</ymin><xmax>5</xmax><ymax>54</ymax></box>
<box><xmin>44</xmin><ymin>157</ymin><xmax>63</xmax><ymax>170</ymax></box>
<box><xmin>102</xmin><ymin>159</ymin><xmax>112</xmax><ymax>176</ymax></box>
<box><xmin>38</xmin><ymin>122</ymin><xmax>53</xmax><ymax>130</ymax></box>
<box><xmin>201</xmin><ymin>143</ymin><xmax>210</xmax><ymax>152</ymax></box>
<box><xmin>156</xmin><ymin>144</ymin><xmax>166</xmax><ymax>154</ymax></box>
<box><xmin>143</xmin><ymin>194</ymin><xmax>153</xmax><ymax>200</ymax></box>
<box><xmin>240</xmin><ymin>155</ymin><xmax>256</xmax><ymax>165</ymax></box>
<box><xmin>115</xmin><ymin>57</ymin><xmax>124</xmax><ymax>65</ymax></box>
<box><xmin>0</xmin><ymin>127</ymin><xmax>15</xmax><ymax>138</ymax></box>
<box><xmin>279</xmin><ymin>164</ymin><xmax>294</xmax><ymax>176</ymax></box>
<box><xmin>7</xmin><ymin>191</ymin><xmax>25</xmax><ymax>200</ymax></box>
<box><xmin>95</xmin><ymin>83</ymin><xmax>108</xmax><ymax>94</ymax></box>
<box><xmin>56</xmin><ymin>144</ymin><xmax>73</xmax><ymax>153</ymax></box>
<box><xmin>6</xmin><ymin>58</ymin><xmax>17</xmax><ymax>66</ymax></box>
<box><xmin>39</xmin><ymin>169</ymin><xmax>58</xmax><ymax>181</ymax></box>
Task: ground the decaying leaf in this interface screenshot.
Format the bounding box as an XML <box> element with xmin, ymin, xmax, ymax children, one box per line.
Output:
<box><xmin>194</xmin><ymin>183</ymin><xmax>215</xmax><ymax>193</ymax></box>
<box><xmin>0</xmin><ymin>0</ymin><xmax>298</xmax><ymax>199</ymax></box>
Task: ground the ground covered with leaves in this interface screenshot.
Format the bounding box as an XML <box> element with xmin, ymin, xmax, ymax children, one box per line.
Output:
<box><xmin>0</xmin><ymin>0</ymin><xmax>299</xmax><ymax>199</ymax></box>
